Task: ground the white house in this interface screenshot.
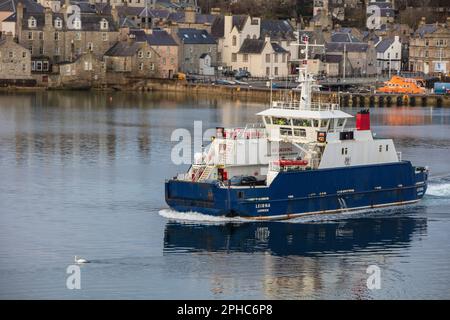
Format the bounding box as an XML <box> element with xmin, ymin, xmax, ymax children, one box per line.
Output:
<box><xmin>234</xmin><ymin>37</ymin><xmax>290</xmax><ymax>78</ymax></box>
<box><xmin>375</xmin><ymin>35</ymin><xmax>402</xmax><ymax>74</ymax></box>
<box><xmin>211</xmin><ymin>15</ymin><xmax>261</xmax><ymax>70</ymax></box>
<box><xmin>199</xmin><ymin>53</ymin><xmax>215</xmax><ymax>76</ymax></box>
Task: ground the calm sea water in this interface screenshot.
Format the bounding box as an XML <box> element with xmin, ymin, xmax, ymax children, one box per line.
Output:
<box><xmin>0</xmin><ymin>91</ymin><xmax>449</xmax><ymax>299</ymax></box>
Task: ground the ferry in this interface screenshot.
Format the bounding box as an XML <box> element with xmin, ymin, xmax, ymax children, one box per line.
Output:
<box><xmin>377</xmin><ymin>76</ymin><xmax>426</xmax><ymax>94</ymax></box>
<box><xmin>165</xmin><ymin>47</ymin><xmax>428</xmax><ymax>221</ymax></box>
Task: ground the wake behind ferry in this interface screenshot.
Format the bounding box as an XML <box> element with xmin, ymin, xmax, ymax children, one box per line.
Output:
<box><xmin>165</xmin><ymin>45</ymin><xmax>428</xmax><ymax>221</ymax></box>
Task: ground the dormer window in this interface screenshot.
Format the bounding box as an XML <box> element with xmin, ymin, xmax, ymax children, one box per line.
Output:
<box><xmin>73</xmin><ymin>17</ymin><xmax>81</xmax><ymax>30</ymax></box>
<box><xmin>100</xmin><ymin>18</ymin><xmax>108</xmax><ymax>31</ymax></box>
<box><xmin>55</xmin><ymin>18</ymin><xmax>62</xmax><ymax>29</ymax></box>
<box><xmin>28</xmin><ymin>17</ymin><xmax>37</xmax><ymax>28</ymax></box>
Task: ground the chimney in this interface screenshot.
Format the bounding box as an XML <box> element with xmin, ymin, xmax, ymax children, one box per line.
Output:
<box><xmin>420</xmin><ymin>17</ymin><xmax>426</xmax><ymax>26</ymax></box>
<box><xmin>185</xmin><ymin>7</ymin><xmax>195</xmax><ymax>24</ymax></box>
<box><xmin>45</xmin><ymin>7</ymin><xmax>52</xmax><ymax>28</ymax></box>
<box><xmin>224</xmin><ymin>15</ymin><xmax>232</xmax><ymax>34</ymax></box>
<box><xmin>16</xmin><ymin>1</ymin><xmax>24</xmax><ymax>25</ymax></box>
<box><xmin>111</xmin><ymin>4</ymin><xmax>119</xmax><ymax>24</ymax></box>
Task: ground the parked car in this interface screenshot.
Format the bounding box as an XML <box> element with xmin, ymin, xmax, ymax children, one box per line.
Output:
<box><xmin>234</xmin><ymin>80</ymin><xmax>249</xmax><ymax>86</ymax></box>
<box><xmin>215</xmin><ymin>79</ymin><xmax>236</xmax><ymax>86</ymax></box>
<box><xmin>222</xmin><ymin>69</ymin><xmax>235</xmax><ymax>77</ymax></box>
<box><xmin>235</xmin><ymin>70</ymin><xmax>251</xmax><ymax>80</ymax></box>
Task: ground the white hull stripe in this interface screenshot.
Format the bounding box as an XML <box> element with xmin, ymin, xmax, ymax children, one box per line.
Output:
<box><xmin>242</xmin><ymin>199</ymin><xmax>421</xmax><ymax>221</ymax></box>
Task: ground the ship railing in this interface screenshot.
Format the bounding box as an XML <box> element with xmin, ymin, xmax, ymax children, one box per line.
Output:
<box><xmin>221</xmin><ymin>127</ymin><xmax>267</xmax><ymax>140</ymax></box>
<box><xmin>272</xmin><ymin>101</ymin><xmax>340</xmax><ymax>111</ymax></box>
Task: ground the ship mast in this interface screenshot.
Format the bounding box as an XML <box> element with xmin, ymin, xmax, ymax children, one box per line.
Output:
<box><xmin>293</xmin><ymin>33</ymin><xmax>324</xmax><ymax>110</ymax></box>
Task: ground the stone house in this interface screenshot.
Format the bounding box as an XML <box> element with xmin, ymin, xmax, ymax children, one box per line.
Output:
<box><xmin>13</xmin><ymin>1</ymin><xmax>119</xmax><ymax>68</ymax></box>
<box><xmin>175</xmin><ymin>28</ymin><xmax>217</xmax><ymax>75</ymax></box>
<box><xmin>104</xmin><ymin>36</ymin><xmax>160</xmax><ymax>78</ymax></box>
<box><xmin>0</xmin><ymin>32</ymin><xmax>31</xmax><ymax>79</ymax></box>
<box><xmin>145</xmin><ymin>28</ymin><xmax>178</xmax><ymax>79</ymax></box>
<box><xmin>234</xmin><ymin>37</ymin><xmax>290</xmax><ymax>78</ymax></box>
<box><xmin>325</xmin><ymin>31</ymin><xmax>377</xmax><ymax>77</ymax></box>
<box><xmin>56</xmin><ymin>51</ymin><xmax>105</xmax><ymax>86</ymax></box>
<box><xmin>409</xmin><ymin>18</ymin><xmax>450</xmax><ymax>75</ymax></box>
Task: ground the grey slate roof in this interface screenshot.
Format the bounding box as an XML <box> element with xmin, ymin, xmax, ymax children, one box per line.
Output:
<box><xmin>146</xmin><ymin>29</ymin><xmax>178</xmax><ymax>46</ymax></box>
<box><xmin>271</xmin><ymin>42</ymin><xmax>288</xmax><ymax>54</ymax></box>
<box><xmin>260</xmin><ymin>19</ymin><xmax>296</xmax><ymax>41</ymax></box>
<box><xmin>331</xmin><ymin>32</ymin><xmax>361</xmax><ymax>43</ymax></box>
<box><xmin>20</xmin><ymin>12</ymin><xmax>117</xmax><ymax>32</ymax></box>
<box><xmin>211</xmin><ymin>15</ymin><xmax>252</xmax><ymax>39</ymax></box>
<box><xmin>177</xmin><ymin>28</ymin><xmax>216</xmax><ymax>44</ymax></box>
<box><xmin>326</xmin><ymin>42</ymin><xmax>369</xmax><ymax>53</ymax></box>
<box><xmin>375</xmin><ymin>38</ymin><xmax>395</xmax><ymax>53</ymax></box>
<box><xmin>238</xmin><ymin>38</ymin><xmax>266</xmax><ymax>54</ymax></box>
<box><xmin>104</xmin><ymin>41</ymin><xmax>142</xmax><ymax>57</ymax></box>
<box><xmin>1</xmin><ymin>0</ymin><xmax>44</xmax><ymax>13</ymax></box>
<box><xmin>415</xmin><ymin>24</ymin><xmax>438</xmax><ymax>37</ymax></box>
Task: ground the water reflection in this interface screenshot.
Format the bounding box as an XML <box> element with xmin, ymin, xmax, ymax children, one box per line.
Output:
<box><xmin>164</xmin><ymin>216</ymin><xmax>427</xmax><ymax>257</ymax></box>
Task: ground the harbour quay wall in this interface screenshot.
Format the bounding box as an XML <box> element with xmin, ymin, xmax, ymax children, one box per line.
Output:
<box><xmin>141</xmin><ymin>80</ymin><xmax>450</xmax><ymax>107</ymax></box>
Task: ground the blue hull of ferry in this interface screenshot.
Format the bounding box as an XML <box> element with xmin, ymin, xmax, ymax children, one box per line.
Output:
<box><xmin>165</xmin><ymin>161</ymin><xmax>428</xmax><ymax>220</ymax></box>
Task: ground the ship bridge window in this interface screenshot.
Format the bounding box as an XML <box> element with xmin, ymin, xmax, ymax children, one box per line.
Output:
<box><xmin>313</xmin><ymin>119</ymin><xmax>319</xmax><ymax>127</ymax></box>
<box><xmin>264</xmin><ymin>116</ymin><xmax>272</xmax><ymax>124</ymax></box>
<box><xmin>320</xmin><ymin>119</ymin><xmax>330</xmax><ymax>129</ymax></box>
<box><xmin>273</xmin><ymin>117</ymin><xmax>289</xmax><ymax>126</ymax></box>
<box><xmin>280</xmin><ymin>127</ymin><xmax>292</xmax><ymax>136</ymax></box>
<box><xmin>292</xmin><ymin>119</ymin><xmax>311</xmax><ymax>127</ymax></box>
<box><xmin>294</xmin><ymin>128</ymin><xmax>306</xmax><ymax>137</ymax></box>
<box><xmin>337</xmin><ymin>119</ymin><xmax>346</xmax><ymax>127</ymax></box>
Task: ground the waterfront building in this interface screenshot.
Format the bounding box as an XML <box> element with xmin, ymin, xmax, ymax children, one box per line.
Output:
<box><xmin>130</xmin><ymin>28</ymin><xmax>178</xmax><ymax>78</ymax></box>
<box><xmin>0</xmin><ymin>31</ymin><xmax>31</xmax><ymax>79</ymax></box>
<box><xmin>409</xmin><ymin>17</ymin><xmax>450</xmax><ymax>76</ymax></box>
<box><xmin>375</xmin><ymin>35</ymin><xmax>401</xmax><ymax>75</ymax></box>
<box><xmin>211</xmin><ymin>15</ymin><xmax>261</xmax><ymax>71</ymax></box>
<box><xmin>10</xmin><ymin>0</ymin><xmax>119</xmax><ymax>72</ymax></box>
<box><xmin>104</xmin><ymin>34</ymin><xmax>160</xmax><ymax>78</ymax></box>
<box><xmin>325</xmin><ymin>30</ymin><xmax>377</xmax><ymax>77</ymax></box>
<box><xmin>234</xmin><ymin>37</ymin><xmax>290</xmax><ymax>78</ymax></box>
<box><xmin>175</xmin><ymin>27</ymin><xmax>217</xmax><ymax>75</ymax></box>
<box><xmin>55</xmin><ymin>51</ymin><xmax>105</xmax><ymax>86</ymax></box>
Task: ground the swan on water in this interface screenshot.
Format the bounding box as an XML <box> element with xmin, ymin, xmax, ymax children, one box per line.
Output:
<box><xmin>74</xmin><ymin>256</ymin><xmax>89</xmax><ymax>264</ymax></box>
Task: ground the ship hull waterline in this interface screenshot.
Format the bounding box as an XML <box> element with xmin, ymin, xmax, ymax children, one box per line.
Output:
<box><xmin>165</xmin><ymin>161</ymin><xmax>428</xmax><ymax>221</ymax></box>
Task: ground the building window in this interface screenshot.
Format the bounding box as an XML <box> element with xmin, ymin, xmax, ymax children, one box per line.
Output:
<box><xmin>36</xmin><ymin>61</ymin><xmax>42</xmax><ymax>71</ymax></box>
<box><xmin>55</xmin><ymin>18</ymin><xmax>62</xmax><ymax>29</ymax></box>
<box><xmin>29</xmin><ymin>45</ymin><xmax>33</xmax><ymax>55</ymax></box>
<box><xmin>274</xmin><ymin>67</ymin><xmax>279</xmax><ymax>76</ymax></box>
<box><xmin>39</xmin><ymin>47</ymin><xmax>44</xmax><ymax>55</ymax></box>
<box><xmin>162</xmin><ymin>58</ymin><xmax>166</xmax><ymax>65</ymax></box>
<box><xmin>31</xmin><ymin>61</ymin><xmax>35</xmax><ymax>71</ymax></box>
<box><xmin>55</xmin><ymin>47</ymin><xmax>60</xmax><ymax>55</ymax></box>
<box><xmin>243</xmin><ymin>54</ymin><xmax>248</xmax><ymax>62</ymax></box>
<box><xmin>102</xmin><ymin>33</ymin><xmax>108</xmax><ymax>41</ymax></box>
<box><xmin>232</xmin><ymin>35</ymin><xmax>237</xmax><ymax>47</ymax></box>
<box><xmin>54</xmin><ymin>32</ymin><xmax>60</xmax><ymax>41</ymax></box>
<box><xmin>75</xmin><ymin>32</ymin><xmax>81</xmax><ymax>41</ymax></box>
<box><xmin>28</xmin><ymin>17</ymin><xmax>37</xmax><ymax>28</ymax></box>
<box><xmin>150</xmin><ymin>63</ymin><xmax>155</xmax><ymax>71</ymax></box>
<box><xmin>87</xmin><ymin>42</ymin><xmax>93</xmax><ymax>51</ymax></box>
<box><xmin>84</xmin><ymin>61</ymin><xmax>92</xmax><ymax>71</ymax></box>
<box><xmin>138</xmin><ymin>50</ymin><xmax>144</xmax><ymax>58</ymax></box>
<box><xmin>73</xmin><ymin>18</ymin><xmax>82</xmax><ymax>30</ymax></box>
<box><xmin>8</xmin><ymin>51</ymin><xmax>13</xmax><ymax>58</ymax></box>
<box><xmin>43</xmin><ymin>61</ymin><xmax>49</xmax><ymax>71</ymax></box>
<box><xmin>379</xmin><ymin>145</ymin><xmax>382</xmax><ymax>152</ymax></box>
<box><xmin>139</xmin><ymin>62</ymin><xmax>144</xmax><ymax>71</ymax></box>
<box><xmin>266</xmin><ymin>67</ymin><xmax>270</xmax><ymax>76</ymax></box>
<box><xmin>232</xmin><ymin>53</ymin><xmax>237</xmax><ymax>62</ymax></box>
<box><xmin>22</xmin><ymin>51</ymin><xmax>26</xmax><ymax>58</ymax></box>
<box><xmin>100</xmin><ymin>19</ymin><xmax>108</xmax><ymax>31</ymax></box>
<box><xmin>274</xmin><ymin>53</ymin><xmax>278</xmax><ymax>63</ymax></box>
<box><xmin>28</xmin><ymin>32</ymin><xmax>33</xmax><ymax>40</ymax></box>
<box><xmin>265</xmin><ymin>54</ymin><xmax>271</xmax><ymax>63</ymax></box>
<box><xmin>22</xmin><ymin>64</ymin><xmax>26</xmax><ymax>72</ymax></box>
<box><xmin>146</xmin><ymin>51</ymin><xmax>152</xmax><ymax>58</ymax></box>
